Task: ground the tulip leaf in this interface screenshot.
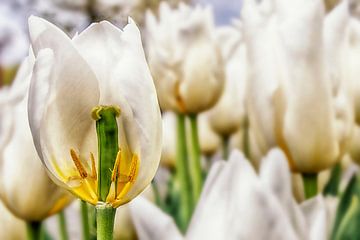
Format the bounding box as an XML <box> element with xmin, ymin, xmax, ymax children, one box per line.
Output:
<box><xmin>331</xmin><ymin>174</ymin><xmax>360</xmax><ymax>240</ymax></box>
<box><xmin>324</xmin><ymin>163</ymin><xmax>341</xmax><ymax>196</ymax></box>
<box><xmin>333</xmin><ymin>196</ymin><xmax>360</xmax><ymax>240</ymax></box>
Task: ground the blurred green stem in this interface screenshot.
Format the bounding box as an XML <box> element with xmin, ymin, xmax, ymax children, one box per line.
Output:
<box><xmin>58</xmin><ymin>211</ymin><xmax>69</xmax><ymax>240</ymax></box>
<box><xmin>222</xmin><ymin>136</ymin><xmax>229</xmax><ymax>160</ymax></box>
<box><xmin>96</xmin><ymin>204</ymin><xmax>116</xmax><ymax>240</ymax></box>
<box><xmin>188</xmin><ymin>114</ymin><xmax>203</xmax><ymax>205</ymax></box>
<box><xmin>242</xmin><ymin>116</ymin><xmax>250</xmax><ymax>159</ymax></box>
<box><xmin>176</xmin><ymin>113</ymin><xmax>193</xmax><ymax>232</ymax></box>
<box><xmin>302</xmin><ymin>173</ymin><xmax>318</xmax><ymax>199</ymax></box>
<box><xmin>26</xmin><ymin>221</ymin><xmax>42</xmax><ymax>240</ymax></box>
<box><xmin>81</xmin><ymin>201</ymin><xmax>91</xmax><ymax>240</ymax></box>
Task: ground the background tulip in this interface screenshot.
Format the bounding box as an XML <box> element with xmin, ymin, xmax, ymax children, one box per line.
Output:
<box><xmin>242</xmin><ymin>0</ymin><xmax>343</xmax><ymax>174</ymax></box>
<box><xmin>145</xmin><ymin>2</ymin><xmax>225</xmax><ymax>114</ymax></box>
<box><xmin>0</xmin><ymin>55</ymin><xmax>71</xmax><ymax>222</ymax></box>
<box><xmin>160</xmin><ymin>112</ymin><xmax>177</xmax><ymax>169</ymax></box>
<box><xmin>0</xmin><ymin>200</ymin><xmax>26</xmax><ymax>240</ymax></box>
<box><xmin>207</xmin><ymin>23</ymin><xmax>247</xmax><ymax>137</ymax></box>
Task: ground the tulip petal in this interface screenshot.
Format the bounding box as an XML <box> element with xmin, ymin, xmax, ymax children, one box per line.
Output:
<box><xmin>130</xmin><ymin>197</ymin><xmax>183</xmax><ymax>240</ymax></box>
<box><xmin>260</xmin><ymin>149</ymin><xmax>307</xmax><ymax>238</ymax></box>
<box><xmin>28</xmin><ymin>16</ymin><xmax>100</xmax><ymax>185</ymax></box>
<box><xmin>73</xmin><ymin>18</ymin><xmax>162</xmax><ymax>202</ymax></box>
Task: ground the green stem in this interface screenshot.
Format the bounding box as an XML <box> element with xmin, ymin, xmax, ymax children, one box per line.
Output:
<box><xmin>242</xmin><ymin>116</ymin><xmax>250</xmax><ymax>159</ymax></box>
<box><xmin>188</xmin><ymin>114</ymin><xmax>203</xmax><ymax>205</ymax></box>
<box><xmin>302</xmin><ymin>173</ymin><xmax>318</xmax><ymax>199</ymax></box>
<box><xmin>26</xmin><ymin>221</ymin><xmax>42</xmax><ymax>240</ymax></box>
<box><xmin>81</xmin><ymin>200</ymin><xmax>91</xmax><ymax>240</ymax></box>
<box><xmin>58</xmin><ymin>211</ymin><xmax>69</xmax><ymax>240</ymax></box>
<box><xmin>176</xmin><ymin>113</ymin><xmax>193</xmax><ymax>232</ymax></box>
<box><xmin>96</xmin><ymin>203</ymin><xmax>116</xmax><ymax>240</ymax></box>
<box><xmin>222</xmin><ymin>136</ymin><xmax>229</xmax><ymax>160</ymax></box>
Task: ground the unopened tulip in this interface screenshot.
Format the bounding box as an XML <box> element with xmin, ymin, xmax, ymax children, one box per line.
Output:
<box><xmin>27</xmin><ymin>16</ymin><xmax>162</xmax><ymax>208</ymax></box>
<box><xmin>0</xmin><ymin>56</ymin><xmax>71</xmax><ymax>222</ymax></box>
<box><xmin>145</xmin><ymin>2</ymin><xmax>225</xmax><ymax>114</ymax></box>
<box><xmin>0</xmin><ymin>200</ymin><xmax>26</xmax><ymax>240</ymax></box>
<box><xmin>242</xmin><ymin>0</ymin><xmax>349</xmax><ymax>173</ymax></box>
<box><xmin>207</xmin><ymin>24</ymin><xmax>247</xmax><ymax>137</ymax></box>
<box><xmin>160</xmin><ymin>112</ymin><xmax>177</xmax><ymax>169</ymax></box>
<box><xmin>197</xmin><ymin>114</ymin><xmax>221</xmax><ymax>157</ymax></box>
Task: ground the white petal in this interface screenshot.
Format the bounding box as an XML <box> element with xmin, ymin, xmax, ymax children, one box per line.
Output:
<box><xmin>130</xmin><ymin>197</ymin><xmax>183</xmax><ymax>240</ymax></box>
<box><xmin>28</xmin><ymin>16</ymin><xmax>100</xmax><ymax>182</ymax></box>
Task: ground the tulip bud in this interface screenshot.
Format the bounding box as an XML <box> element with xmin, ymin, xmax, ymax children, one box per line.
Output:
<box><xmin>145</xmin><ymin>2</ymin><xmax>225</xmax><ymax>114</ymax></box>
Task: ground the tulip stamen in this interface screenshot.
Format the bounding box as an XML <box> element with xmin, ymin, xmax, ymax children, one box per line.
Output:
<box><xmin>111</xmin><ymin>149</ymin><xmax>122</xmax><ymax>182</ymax></box>
<box><xmin>90</xmin><ymin>152</ymin><xmax>97</xmax><ymax>180</ymax></box>
<box><xmin>70</xmin><ymin>149</ymin><xmax>88</xmax><ymax>178</ymax></box>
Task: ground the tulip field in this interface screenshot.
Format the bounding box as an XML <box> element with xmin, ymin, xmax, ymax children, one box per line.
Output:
<box><xmin>1</xmin><ymin>0</ymin><xmax>360</xmax><ymax>239</ymax></box>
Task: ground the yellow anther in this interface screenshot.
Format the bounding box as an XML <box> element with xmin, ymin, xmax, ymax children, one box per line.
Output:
<box><xmin>70</xmin><ymin>149</ymin><xmax>88</xmax><ymax>178</ymax></box>
<box><xmin>111</xmin><ymin>149</ymin><xmax>122</xmax><ymax>182</ymax></box>
<box><xmin>128</xmin><ymin>154</ymin><xmax>138</xmax><ymax>183</ymax></box>
<box><xmin>90</xmin><ymin>153</ymin><xmax>97</xmax><ymax>180</ymax></box>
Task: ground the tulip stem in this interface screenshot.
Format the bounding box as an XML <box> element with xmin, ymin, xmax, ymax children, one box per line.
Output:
<box><xmin>58</xmin><ymin>211</ymin><xmax>69</xmax><ymax>240</ymax></box>
<box><xmin>176</xmin><ymin>113</ymin><xmax>193</xmax><ymax>232</ymax></box>
<box><xmin>26</xmin><ymin>221</ymin><xmax>42</xmax><ymax>240</ymax></box>
<box><xmin>242</xmin><ymin>116</ymin><xmax>250</xmax><ymax>159</ymax></box>
<box><xmin>302</xmin><ymin>173</ymin><xmax>318</xmax><ymax>199</ymax></box>
<box><xmin>96</xmin><ymin>203</ymin><xmax>116</xmax><ymax>240</ymax></box>
<box><xmin>188</xmin><ymin>114</ymin><xmax>203</xmax><ymax>205</ymax></box>
<box><xmin>81</xmin><ymin>200</ymin><xmax>91</xmax><ymax>240</ymax></box>
<box><xmin>222</xmin><ymin>136</ymin><xmax>229</xmax><ymax>160</ymax></box>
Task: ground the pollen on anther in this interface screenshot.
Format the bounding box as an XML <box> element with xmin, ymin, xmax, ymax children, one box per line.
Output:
<box><xmin>70</xmin><ymin>149</ymin><xmax>88</xmax><ymax>178</ymax></box>
<box><xmin>90</xmin><ymin>153</ymin><xmax>97</xmax><ymax>180</ymax></box>
<box><xmin>111</xmin><ymin>149</ymin><xmax>122</xmax><ymax>182</ymax></box>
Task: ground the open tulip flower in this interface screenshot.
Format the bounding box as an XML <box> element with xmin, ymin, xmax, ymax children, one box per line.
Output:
<box><xmin>27</xmin><ymin>16</ymin><xmax>161</xmax><ymax>238</ymax></box>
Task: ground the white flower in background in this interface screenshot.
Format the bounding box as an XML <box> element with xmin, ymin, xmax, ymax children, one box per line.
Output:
<box><xmin>0</xmin><ymin>7</ymin><xmax>28</xmax><ymax>67</ymax></box>
<box><xmin>207</xmin><ymin>23</ymin><xmax>247</xmax><ymax>137</ymax></box>
<box><xmin>28</xmin><ymin>16</ymin><xmax>162</xmax><ymax>207</ymax></box>
<box><xmin>145</xmin><ymin>2</ymin><xmax>225</xmax><ymax>114</ymax></box>
<box><xmin>160</xmin><ymin>112</ymin><xmax>177</xmax><ymax>169</ymax></box>
<box><xmin>0</xmin><ymin>200</ymin><xmax>26</xmax><ymax>240</ymax></box>
<box><xmin>34</xmin><ymin>0</ymin><xmax>89</xmax><ymax>35</ymax></box>
<box><xmin>130</xmin><ymin>149</ymin><xmax>335</xmax><ymax>240</ymax></box>
<box><xmin>198</xmin><ymin>113</ymin><xmax>221</xmax><ymax>157</ymax></box>
<box><xmin>0</xmin><ymin>55</ymin><xmax>72</xmax><ymax>221</ymax></box>
<box><xmin>242</xmin><ymin>0</ymin><xmax>350</xmax><ymax>173</ymax></box>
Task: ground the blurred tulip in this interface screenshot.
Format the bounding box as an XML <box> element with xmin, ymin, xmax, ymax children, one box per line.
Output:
<box><xmin>130</xmin><ymin>148</ymin><xmax>334</xmax><ymax>239</ymax></box>
<box><xmin>160</xmin><ymin>112</ymin><xmax>177</xmax><ymax>169</ymax></box>
<box><xmin>0</xmin><ymin>200</ymin><xmax>26</xmax><ymax>240</ymax></box>
<box><xmin>207</xmin><ymin>23</ymin><xmax>247</xmax><ymax>137</ymax></box>
<box><xmin>243</xmin><ymin>0</ymin><xmax>348</xmax><ymax>173</ymax></box>
<box><xmin>27</xmin><ymin>16</ymin><xmax>162</xmax><ymax>208</ymax></box>
<box><xmin>197</xmin><ymin>114</ymin><xmax>221</xmax><ymax>157</ymax></box>
<box><xmin>114</xmin><ymin>186</ymin><xmax>155</xmax><ymax>240</ymax></box>
<box><xmin>0</xmin><ymin>56</ymin><xmax>72</xmax><ymax>222</ymax></box>
<box><xmin>145</xmin><ymin>2</ymin><xmax>225</xmax><ymax>114</ymax></box>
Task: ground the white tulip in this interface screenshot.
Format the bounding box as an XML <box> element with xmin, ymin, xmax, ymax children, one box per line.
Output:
<box><xmin>130</xmin><ymin>148</ymin><xmax>331</xmax><ymax>240</ymax></box>
<box><xmin>27</xmin><ymin>16</ymin><xmax>162</xmax><ymax>207</ymax></box>
<box><xmin>0</xmin><ymin>56</ymin><xmax>72</xmax><ymax>221</ymax></box>
<box><xmin>160</xmin><ymin>112</ymin><xmax>177</xmax><ymax>169</ymax></box>
<box><xmin>243</xmin><ymin>0</ymin><xmax>347</xmax><ymax>173</ymax></box>
<box><xmin>207</xmin><ymin>24</ymin><xmax>247</xmax><ymax>136</ymax></box>
<box><xmin>197</xmin><ymin>113</ymin><xmax>221</xmax><ymax>157</ymax></box>
<box><xmin>145</xmin><ymin>2</ymin><xmax>225</xmax><ymax>114</ymax></box>
<box><xmin>0</xmin><ymin>200</ymin><xmax>26</xmax><ymax>240</ymax></box>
